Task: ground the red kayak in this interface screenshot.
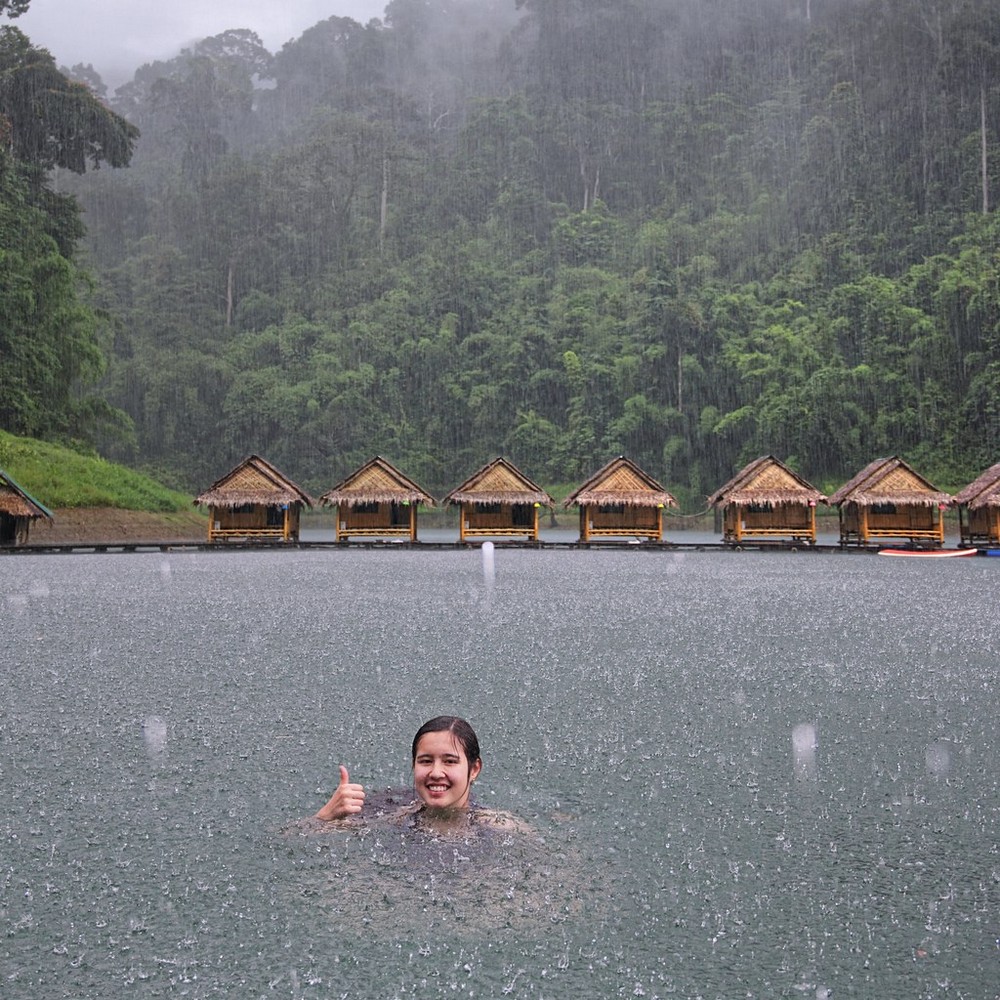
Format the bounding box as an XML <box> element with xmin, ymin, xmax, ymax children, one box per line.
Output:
<box><xmin>878</xmin><ymin>548</ymin><xmax>976</xmax><ymax>558</ymax></box>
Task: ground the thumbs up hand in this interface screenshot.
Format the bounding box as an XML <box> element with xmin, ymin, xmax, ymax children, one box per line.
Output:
<box><xmin>315</xmin><ymin>765</ymin><xmax>366</xmax><ymax>821</ymax></box>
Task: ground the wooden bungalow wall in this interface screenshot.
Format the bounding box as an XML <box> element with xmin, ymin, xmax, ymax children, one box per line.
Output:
<box><xmin>209</xmin><ymin>504</ymin><xmax>301</xmax><ymax>541</ymax></box>
<box><xmin>581</xmin><ymin>505</ymin><xmax>661</xmax><ymax>540</ymax></box>
<box><xmin>338</xmin><ymin>502</ymin><xmax>416</xmax><ymax>539</ymax></box>
<box><xmin>839</xmin><ymin>504</ymin><xmax>943</xmax><ymax>544</ymax></box>
<box><xmin>461</xmin><ymin>503</ymin><xmax>538</xmax><ymax>540</ymax></box>
<box><xmin>960</xmin><ymin>507</ymin><xmax>1000</xmax><ymax>546</ymax></box>
<box><xmin>723</xmin><ymin>502</ymin><xmax>816</xmax><ymax>542</ymax></box>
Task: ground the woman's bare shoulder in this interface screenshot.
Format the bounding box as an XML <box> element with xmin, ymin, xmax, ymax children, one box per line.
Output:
<box><xmin>474</xmin><ymin>807</ymin><xmax>534</xmax><ymax>834</ymax></box>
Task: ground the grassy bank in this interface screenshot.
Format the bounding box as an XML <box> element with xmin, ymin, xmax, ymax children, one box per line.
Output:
<box><xmin>0</xmin><ymin>431</ymin><xmax>192</xmax><ymax>512</ymax></box>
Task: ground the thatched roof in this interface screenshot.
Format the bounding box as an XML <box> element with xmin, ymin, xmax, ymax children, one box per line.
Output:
<box><xmin>828</xmin><ymin>456</ymin><xmax>950</xmax><ymax>507</ymax></box>
<box><xmin>319</xmin><ymin>456</ymin><xmax>435</xmax><ymax>508</ymax></box>
<box><xmin>443</xmin><ymin>457</ymin><xmax>554</xmax><ymax>506</ymax></box>
<box><xmin>0</xmin><ymin>468</ymin><xmax>53</xmax><ymax>520</ymax></box>
<box><xmin>953</xmin><ymin>461</ymin><xmax>1000</xmax><ymax>509</ymax></box>
<box><xmin>194</xmin><ymin>454</ymin><xmax>314</xmax><ymax>509</ymax></box>
<box><xmin>564</xmin><ymin>456</ymin><xmax>677</xmax><ymax>509</ymax></box>
<box><xmin>708</xmin><ymin>455</ymin><xmax>825</xmax><ymax>507</ymax></box>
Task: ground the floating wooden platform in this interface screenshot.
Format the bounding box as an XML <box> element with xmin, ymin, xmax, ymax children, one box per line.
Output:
<box><xmin>0</xmin><ymin>538</ymin><xmax>987</xmax><ymax>557</ymax></box>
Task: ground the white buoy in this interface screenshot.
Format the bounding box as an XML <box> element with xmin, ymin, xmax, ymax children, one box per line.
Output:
<box><xmin>481</xmin><ymin>541</ymin><xmax>495</xmax><ymax>589</ymax></box>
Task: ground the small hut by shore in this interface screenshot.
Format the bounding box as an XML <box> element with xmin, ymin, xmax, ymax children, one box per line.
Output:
<box><xmin>0</xmin><ymin>468</ymin><xmax>53</xmax><ymax>546</ymax></box>
<box><xmin>708</xmin><ymin>456</ymin><xmax>825</xmax><ymax>545</ymax></box>
<box><xmin>564</xmin><ymin>456</ymin><xmax>676</xmax><ymax>542</ymax></box>
<box><xmin>194</xmin><ymin>454</ymin><xmax>313</xmax><ymax>542</ymax></box>
<box><xmin>320</xmin><ymin>456</ymin><xmax>434</xmax><ymax>542</ymax></box>
<box><xmin>443</xmin><ymin>457</ymin><xmax>554</xmax><ymax>543</ymax></box>
<box><xmin>828</xmin><ymin>456</ymin><xmax>950</xmax><ymax>547</ymax></box>
<box><xmin>953</xmin><ymin>461</ymin><xmax>1000</xmax><ymax>546</ymax></box>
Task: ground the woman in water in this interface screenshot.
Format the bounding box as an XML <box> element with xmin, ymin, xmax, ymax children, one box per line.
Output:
<box><xmin>313</xmin><ymin>715</ymin><xmax>524</xmax><ymax>833</ymax></box>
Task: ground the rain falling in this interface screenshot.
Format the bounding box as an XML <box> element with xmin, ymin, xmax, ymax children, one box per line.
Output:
<box><xmin>2</xmin><ymin>1</ymin><xmax>1000</xmax><ymax>997</ymax></box>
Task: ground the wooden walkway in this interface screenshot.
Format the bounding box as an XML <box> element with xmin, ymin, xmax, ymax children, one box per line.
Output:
<box><xmin>0</xmin><ymin>538</ymin><xmax>946</xmax><ymax>557</ymax></box>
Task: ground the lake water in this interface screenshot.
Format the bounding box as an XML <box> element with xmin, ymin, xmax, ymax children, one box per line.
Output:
<box><xmin>2</xmin><ymin>547</ymin><xmax>998</xmax><ymax>998</ymax></box>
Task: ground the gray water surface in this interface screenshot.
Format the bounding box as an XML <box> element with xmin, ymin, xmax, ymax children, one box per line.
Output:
<box><xmin>2</xmin><ymin>548</ymin><xmax>998</xmax><ymax>998</ymax></box>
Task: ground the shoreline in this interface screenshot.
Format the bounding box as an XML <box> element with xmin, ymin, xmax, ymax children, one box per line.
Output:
<box><xmin>29</xmin><ymin>508</ymin><xmax>208</xmax><ymax>544</ymax></box>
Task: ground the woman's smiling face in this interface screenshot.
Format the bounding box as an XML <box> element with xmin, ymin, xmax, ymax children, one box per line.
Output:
<box><xmin>412</xmin><ymin>730</ymin><xmax>482</xmax><ymax>810</ymax></box>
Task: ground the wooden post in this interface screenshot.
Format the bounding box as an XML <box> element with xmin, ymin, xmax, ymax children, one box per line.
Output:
<box><xmin>283</xmin><ymin>506</ymin><xmax>290</xmax><ymax>542</ymax></box>
<box><xmin>410</xmin><ymin>503</ymin><xmax>417</xmax><ymax>542</ymax></box>
<box><xmin>580</xmin><ymin>506</ymin><xmax>588</xmax><ymax>543</ymax></box>
<box><xmin>860</xmin><ymin>505</ymin><xmax>869</xmax><ymax>544</ymax></box>
<box><xmin>459</xmin><ymin>504</ymin><xmax>467</xmax><ymax>544</ymax></box>
<box><xmin>532</xmin><ymin>503</ymin><xmax>539</xmax><ymax>541</ymax></box>
<box><xmin>809</xmin><ymin>502</ymin><xmax>816</xmax><ymax>543</ymax></box>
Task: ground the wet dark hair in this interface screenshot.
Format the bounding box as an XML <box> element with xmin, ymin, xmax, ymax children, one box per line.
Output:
<box><xmin>411</xmin><ymin>716</ymin><xmax>481</xmax><ymax>767</ymax></box>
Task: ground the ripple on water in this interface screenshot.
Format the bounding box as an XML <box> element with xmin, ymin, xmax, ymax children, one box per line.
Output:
<box><xmin>281</xmin><ymin>789</ymin><xmax>608</xmax><ymax>939</ymax></box>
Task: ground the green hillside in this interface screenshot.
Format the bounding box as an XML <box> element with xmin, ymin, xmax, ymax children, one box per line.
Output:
<box><xmin>0</xmin><ymin>431</ymin><xmax>193</xmax><ymax>512</ymax></box>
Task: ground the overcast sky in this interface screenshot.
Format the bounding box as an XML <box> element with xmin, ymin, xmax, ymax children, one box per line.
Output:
<box><xmin>4</xmin><ymin>0</ymin><xmax>388</xmax><ymax>88</ymax></box>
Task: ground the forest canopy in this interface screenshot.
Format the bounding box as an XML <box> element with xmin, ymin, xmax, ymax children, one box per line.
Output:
<box><xmin>4</xmin><ymin>0</ymin><xmax>1000</xmax><ymax>503</ymax></box>
<box><xmin>0</xmin><ymin>23</ymin><xmax>138</xmax><ymax>443</ymax></box>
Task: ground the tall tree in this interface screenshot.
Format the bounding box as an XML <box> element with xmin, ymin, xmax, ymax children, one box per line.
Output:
<box><xmin>0</xmin><ymin>28</ymin><xmax>137</xmax><ymax>177</ymax></box>
<box><xmin>0</xmin><ymin>26</ymin><xmax>138</xmax><ymax>440</ymax></box>
<box><xmin>942</xmin><ymin>2</ymin><xmax>1000</xmax><ymax>214</ymax></box>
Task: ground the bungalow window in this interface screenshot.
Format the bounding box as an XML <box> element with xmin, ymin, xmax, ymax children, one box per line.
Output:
<box><xmin>266</xmin><ymin>506</ymin><xmax>286</xmax><ymax>526</ymax></box>
<box><xmin>477</xmin><ymin>503</ymin><xmax>502</xmax><ymax>515</ymax></box>
<box><xmin>511</xmin><ymin>504</ymin><xmax>534</xmax><ymax>527</ymax></box>
<box><xmin>598</xmin><ymin>504</ymin><xmax>625</xmax><ymax>515</ymax></box>
<box><xmin>1</xmin><ymin>516</ymin><xmax>18</xmax><ymax>545</ymax></box>
<box><xmin>871</xmin><ymin>503</ymin><xmax>896</xmax><ymax>515</ymax></box>
<box><xmin>747</xmin><ymin>503</ymin><xmax>773</xmax><ymax>513</ymax></box>
<box><xmin>353</xmin><ymin>501</ymin><xmax>380</xmax><ymax>514</ymax></box>
<box><xmin>234</xmin><ymin>503</ymin><xmax>255</xmax><ymax>514</ymax></box>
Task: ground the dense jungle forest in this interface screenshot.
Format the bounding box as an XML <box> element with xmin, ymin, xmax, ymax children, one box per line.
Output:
<box><xmin>2</xmin><ymin>0</ymin><xmax>1000</xmax><ymax>504</ymax></box>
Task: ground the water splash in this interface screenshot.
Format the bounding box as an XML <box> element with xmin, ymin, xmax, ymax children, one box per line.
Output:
<box><xmin>925</xmin><ymin>741</ymin><xmax>951</xmax><ymax>779</ymax></box>
<box><xmin>142</xmin><ymin>715</ymin><xmax>168</xmax><ymax>756</ymax></box>
<box><xmin>791</xmin><ymin>723</ymin><xmax>817</xmax><ymax>781</ymax></box>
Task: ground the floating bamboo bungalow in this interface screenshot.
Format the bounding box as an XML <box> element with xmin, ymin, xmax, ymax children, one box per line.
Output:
<box><xmin>564</xmin><ymin>456</ymin><xmax>676</xmax><ymax>542</ymax></box>
<box><xmin>443</xmin><ymin>457</ymin><xmax>554</xmax><ymax>543</ymax></box>
<box><xmin>0</xmin><ymin>468</ymin><xmax>53</xmax><ymax>546</ymax></box>
<box><xmin>953</xmin><ymin>461</ymin><xmax>1000</xmax><ymax>546</ymax></box>
<box><xmin>708</xmin><ymin>455</ymin><xmax>826</xmax><ymax>545</ymax></box>
<box><xmin>828</xmin><ymin>456</ymin><xmax>950</xmax><ymax>547</ymax></box>
<box><xmin>194</xmin><ymin>454</ymin><xmax>313</xmax><ymax>542</ymax></box>
<box><xmin>320</xmin><ymin>456</ymin><xmax>434</xmax><ymax>542</ymax></box>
